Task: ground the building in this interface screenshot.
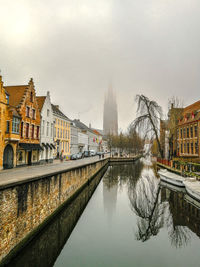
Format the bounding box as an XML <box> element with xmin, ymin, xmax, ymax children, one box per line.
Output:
<box><xmin>52</xmin><ymin>104</ymin><xmax>71</xmax><ymax>159</ymax></box>
<box><xmin>0</xmin><ymin>75</ymin><xmax>21</xmax><ymax>169</ymax></box>
<box><xmin>5</xmin><ymin>78</ymin><xmax>42</xmax><ymax>167</ymax></box>
<box><xmin>73</xmin><ymin>119</ymin><xmax>100</xmax><ymax>152</ymax></box>
<box><xmin>176</xmin><ymin>100</ymin><xmax>200</xmax><ymax>160</ymax></box>
<box><xmin>70</xmin><ymin>121</ymin><xmax>79</xmax><ymax>155</ymax></box>
<box><xmin>37</xmin><ymin>91</ymin><xmax>55</xmax><ymax>163</ymax></box>
<box><xmin>160</xmin><ymin>104</ymin><xmax>183</xmax><ymax>159</ymax></box>
<box><xmin>103</xmin><ymin>85</ymin><xmax>118</xmax><ymax>136</ymax></box>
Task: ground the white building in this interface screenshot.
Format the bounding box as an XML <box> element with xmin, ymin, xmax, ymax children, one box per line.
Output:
<box><xmin>37</xmin><ymin>92</ymin><xmax>55</xmax><ymax>163</ymax></box>
<box><xmin>78</xmin><ymin>131</ymin><xmax>88</xmax><ymax>152</ymax></box>
<box><xmin>73</xmin><ymin>119</ymin><xmax>101</xmax><ymax>153</ymax></box>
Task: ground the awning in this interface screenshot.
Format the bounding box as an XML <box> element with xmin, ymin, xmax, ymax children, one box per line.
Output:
<box><xmin>46</xmin><ymin>143</ymin><xmax>52</xmax><ymax>149</ymax></box>
<box><xmin>50</xmin><ymin>143</ymin><xmax>56</xmax><ymax>149</ymax></box>
<box><xmin>19</xmin><ymin>143</ymin><xmax>43</xmax><ymax>151</ymax></box>
<box><xmin>42</xmin><ymin>143</ymin><xmax>48</xmax><ymax>149</ymax></box>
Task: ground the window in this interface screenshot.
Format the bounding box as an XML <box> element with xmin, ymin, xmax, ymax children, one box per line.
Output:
<box><xmin>195</xmin><ymin>125</ymin><xmax>198</xmax><ymax>137</ymax></box>
<box><xmin>47</xmin><ymin>122</ymin><xmax>49</xmax><ymax>136</ymax></box>
<box><xmin>181</xmin><ymin>129</ymin><xmax>183</xmax><ymax>138</ymax></box>
<box><xmin>6</xmin><ymin>121</ymin><xmax>10</xmax><ymax>133</ymax></box>
<box><xmin>187</xmin><ymin>142</ymin><xmax>189</xmax><ymax>153</ymax></box>
<box><xmin>177</xmin><ymin>129</ymin><xmax>179</xmax><ymax>139</ymax></box>
<box><xmin>36</xmin><ymin>126</ymin><xmax>40</xmax><ymax>139</ymax></box>
<box><xmin>183</xmin><ymin>128</ymin><xmax>186</xmax><ymax>138</ymax></box>
<box><xmin>190</xmin><ymin>126</ymin><xmax>193</xmax><ymax>138</ymax></box>
<box><xmin>57</xmin><ymin>128</ymin><xmax>59</xmax><ymax>138</ymax></box>
<box><xmin>181</xmin><ymin>143</ymin><xmax>183</xmax><ymax>153</ymax></box>
<box><xmin>184</xmin><ymin>143</ymin><xmax>186</xmax><ymax>153</ymax></box>
<box><xmin>31</xmin><ymin>125</ymin><xmax>34</xmax><ymax>139</ymax></box>
<box><xmin>26</xmin><ymin>106</ymin><xmax>30</xmax><ymax>117</ymax></box>
<box><xmin>42</xmin><ymin>120</ymin><xmax>45</xmax><ymax>135</ymax></box>
<box><xmin>47</xmin><ymin>109</ymin><xmax>50</xmax><ymax>116</ymax></box>
<box><xmin>187</xmin><ymin>127</ymin><xmax>189</xmax><ymax>138</ymax></box>
<box><xmin>30</xmin><ymin>91</ymin><xmax>33</xmax><ymax>102</ymax></box>
<box><xmin>6</xmin><ymin>94</ymin><xmax>9</xmax><ymax>104</ymax></box>
<box><xmin>26</xmin><ymin>123</ymin><xmax>29</xmax><ymax>138</ymax></box>
<box><xmin>51</xmin><ymin>123</ymin><xmax>53</xmax><ymax>137</ymax></box>
<box><xmin>21</xmin><ymin>122</ymin><xmax>24</xmax><ymax>137</ymax></box>
<box><xmin>191</xmin><ymin>142</ymin><xmax>194</xmax><ymax>154</ymax></box>
<box><xmin>195</xmin><ymin>142</ymin><xmax>198</xmax><ymax>154</ymax></box>
<box><xmin>32</xmin><ymin>109</ymin><xmax>35</xmax><ymax>119</ymax></box>
<box><xmin>12</xmin><ymin>117</ymin><xmax>20</xmax><ymax>134</ymax></box>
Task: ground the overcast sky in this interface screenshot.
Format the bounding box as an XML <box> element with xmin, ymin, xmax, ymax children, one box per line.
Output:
<box><xmin>1</xmin><ymin>0</ymin><xmax>200</xmax><ymax>131</ymax></box>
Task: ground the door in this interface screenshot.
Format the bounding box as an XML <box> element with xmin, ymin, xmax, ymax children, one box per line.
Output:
<box><xmin>3</xmin><ymin>144</ymin><xmax>14</xmax><ymax>169</ymax></box>
<box><xmin>28</xmin><ymin>151</ymin><xmax>32</xmax><ymax>165</ymax></box>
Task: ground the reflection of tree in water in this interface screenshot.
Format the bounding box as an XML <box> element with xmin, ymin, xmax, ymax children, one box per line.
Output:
<box><xmin>103</xmin><ymin>160</ymin><xmax>195</xmax><ymax>248</ymax></box>
<box><xmin>162</xmin><ymin>188</ymin><xmax>192</xmax><ymax>248</ymax></box>
<box><xmin>129</xmin><ymin>168</ymin><xmax>166</xmax><ymax>242</ymax></box>
<box><xmin>103</xmin><ymin>161</ymin><xmax>144</xmax><ymax>222</ymax></box>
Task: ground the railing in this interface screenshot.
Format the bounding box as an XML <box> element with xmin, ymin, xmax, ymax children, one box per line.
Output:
<box><xmin>157</xmin><ymin>158</ymin><xmax>171</xmax><ymax>167</ymax></box>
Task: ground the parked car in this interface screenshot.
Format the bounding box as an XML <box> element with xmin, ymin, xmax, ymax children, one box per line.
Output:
<box><xmin>76</xmin><ymin>152</ymin><xmax>83</xmax><ymax>159</ymax></box>
<box><xmin>90</xmin><ymin>150</ymin><xmax>96</xmax><ymax>156</ymax></box>
<box><xmin>83</xmin><ymin>150</ymin><xmax>90</xmax><ymax>157</ymax></box>
<box><xmin>70</xmin><ymin>154</ymin><xmax>77</xmax><ymax>160</ymax></box>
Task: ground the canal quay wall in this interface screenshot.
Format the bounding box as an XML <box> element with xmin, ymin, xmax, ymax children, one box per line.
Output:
<box><xmin>0</xmin><ymin>158</ymin><xmax>109</xmax><ymax>265</ymax></box>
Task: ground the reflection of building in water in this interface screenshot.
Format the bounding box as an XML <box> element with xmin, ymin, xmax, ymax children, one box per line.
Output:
<box><xmin>161</xmin><ymin>187</ymin><xmax>200</xmax><ymax>238</ymax></box>
<box><xmin>103</xmin><ymin>166</ymin><xmax>118</xmax><ymax>222</ymax></box>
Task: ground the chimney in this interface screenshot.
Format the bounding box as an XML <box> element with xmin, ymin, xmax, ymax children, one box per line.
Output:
<box><xmin>171</xmin><ymin>103</ymin><xmax>174</xmax><ymax>109</ymax></box>
<box><xmin>89</xmin><ymin>123</ymin><xmax>91</xmax><ymax>128</ymax></box>
<box><xmin>55</xmin><ymin>105</ymin><xmax>59</xmax><ymax>110</ymax></box>
<box><xmin>47</xmin><ymin>91</ymin><xmax>50</xmax><ymax>97</ymax></box>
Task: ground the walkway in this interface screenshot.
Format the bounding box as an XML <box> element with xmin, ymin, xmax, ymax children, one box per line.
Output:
<box><xmin>0</xmin><ymin>155</ymin><xmax>109</xmax><ymax>189</ymax></box>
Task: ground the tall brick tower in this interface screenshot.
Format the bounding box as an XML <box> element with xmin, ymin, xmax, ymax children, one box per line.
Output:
<box><xmin>103</xmin><ymin>85</ymin><xmax>118</xmax><ymax>136</ymax></box>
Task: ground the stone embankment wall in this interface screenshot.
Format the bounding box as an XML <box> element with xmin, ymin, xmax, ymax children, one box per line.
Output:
<box><xmin>0</xmin><ymin>159</ymin><xmax>108</xmax><ymax>264</ymax></box>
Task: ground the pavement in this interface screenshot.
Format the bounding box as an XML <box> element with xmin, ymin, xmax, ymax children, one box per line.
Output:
<box><xmin>0</xmin><ymin>155</ymin><xmax>109</xmax><ymax>189</ymax></box>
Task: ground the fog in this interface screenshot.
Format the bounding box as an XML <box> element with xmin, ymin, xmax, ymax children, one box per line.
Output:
<box><xmin>1</xmin><ymin>0</ymin><xmax>200</xmax><ymax>130</ymax></box>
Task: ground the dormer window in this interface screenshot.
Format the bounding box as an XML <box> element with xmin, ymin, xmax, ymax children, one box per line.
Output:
<box><xmin>30</xmin><ymin>91</ymin><xmax>33</xmax><ymax>102</ymax></box>
<box><xmin>6</xmin><ymin>94</ymin><xmax>9</xmax><ymax>104</ymax></box>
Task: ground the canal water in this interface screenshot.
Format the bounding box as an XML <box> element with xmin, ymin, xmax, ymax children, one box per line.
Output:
<box><xmin>7</xmin><ymin>159</ymin><xmax>200</xmax><ymax>267</ymax></box>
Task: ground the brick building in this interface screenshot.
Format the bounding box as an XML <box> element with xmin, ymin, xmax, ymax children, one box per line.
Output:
<box><xmin>176</xmin><ymin>100</ymin><xmax>200</xmax><ymax>160</ymax></box>
<box><xmin>5</xmin><ymin>78</ymin><xmax>42</xmax><ymax>166</ymax></box>
<box><xmin>0</xmin><ymin>75</ymin><xmax>21</xmax><ymax>169</ymax></box>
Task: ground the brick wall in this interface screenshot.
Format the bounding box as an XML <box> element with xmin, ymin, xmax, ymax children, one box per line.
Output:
<box><xmin>0</xmin><ymin>159</ymin><xmax>108</xmax><ymax>263</ymax></box>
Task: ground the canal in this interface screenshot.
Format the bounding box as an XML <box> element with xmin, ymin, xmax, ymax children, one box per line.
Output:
<box><xmin>6</xmin><ymin>159</ymin><xmax>200</xmax><ymax>267</ymax></box>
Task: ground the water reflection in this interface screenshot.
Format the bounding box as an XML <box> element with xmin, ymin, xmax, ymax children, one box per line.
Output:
<box><xmin>129</xmin><ymin>166</ymin><xmax>166</xmax><ymax>242</ymax></box>
<box><xmin>104</xmin><ymin>159</ymin><xmax>200</xmax><ymax>248</ymax></box>
<box><xmin>4</xmin><ymin>160</ymin><xmax>200</xmax><ymax>267</ymax></box>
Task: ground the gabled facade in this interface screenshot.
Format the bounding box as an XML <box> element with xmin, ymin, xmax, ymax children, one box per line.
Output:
<box><xmin>37</xmin><ymin>91</ymin><xmax>55</xmax><ymax>163</ymax></box>
<box><xmin>5</xmin><ymin>78</ymin><xmax>42</xmax><ymax>166</ymax></box>
<box><xmin>52</xmin><ymin>104</ymin><xmax>71</xmax><ymax>159</ymax></box>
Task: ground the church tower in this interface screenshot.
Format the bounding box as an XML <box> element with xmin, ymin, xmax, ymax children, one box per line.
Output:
<box><xmin>103</xmin><ymin>85</ymin><xmax>118</xmax><ymax>136</ymax></box>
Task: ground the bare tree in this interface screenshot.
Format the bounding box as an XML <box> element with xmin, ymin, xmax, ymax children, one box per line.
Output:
<box><xmin>132</xmin><ymin>94</ymin><xmax>163</xmax><ymax>158</ymax></box>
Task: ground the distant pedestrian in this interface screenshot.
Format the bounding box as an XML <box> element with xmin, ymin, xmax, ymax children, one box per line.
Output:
<box><xmin>60</xmin><ymin>150</ymin><xmax>64</xmax><ymax>162</ymax></box>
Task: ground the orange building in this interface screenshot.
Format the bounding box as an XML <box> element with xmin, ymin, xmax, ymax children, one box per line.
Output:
<box><xmin>5</xmin><ymin>78</ymin><xmax>42</xmax><ymax>166</ymax></box>
<box><xmin>0</xmin><ymin>75</ymin><xmax>21</xmax><ymax>169</ymax></box>
<box><xmin>176</xmin><ymin>100</ymin><xmax>200</xmax><ymax>160</ymax></box>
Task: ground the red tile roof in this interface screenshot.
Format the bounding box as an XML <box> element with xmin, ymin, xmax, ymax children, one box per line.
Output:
<box><xmin>4</xmin><ymin>85</ymin><xmax>27</xmax><ymax>107</ymax></box>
